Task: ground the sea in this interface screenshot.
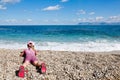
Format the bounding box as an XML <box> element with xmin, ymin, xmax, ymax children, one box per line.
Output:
<box><xmin>0</xmin><ymin>25</ymin><xmax>120</xmax><ymax>52</ymax></box>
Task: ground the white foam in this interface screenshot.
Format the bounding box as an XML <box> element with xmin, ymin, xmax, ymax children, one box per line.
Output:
<box><xmin>0</xmin><ymin>40</ymin><xmax>26</xmax><ymax>49</ymax></box>
<box><xmin>0</xmin><ymin>40</ymin><xmax>120</xmax><ymax>52</ymax></box>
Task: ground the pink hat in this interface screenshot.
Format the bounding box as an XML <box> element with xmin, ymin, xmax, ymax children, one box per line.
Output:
<box><xmin>27</xmin><ymin>41</ymin><xmax>35</xmax><ymax>46</ymax></box>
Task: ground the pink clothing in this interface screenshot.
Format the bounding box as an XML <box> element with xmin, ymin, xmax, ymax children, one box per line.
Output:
<box><xmin>24</xmin><ymin>48</ymin><xmax>37</xmax><ymax>62</ymax></box>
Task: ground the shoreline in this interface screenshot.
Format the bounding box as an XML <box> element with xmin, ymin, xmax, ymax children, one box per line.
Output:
<box><xmin>0</xmin><ymin>49</ymin><xmax>120</xmax><ymax>80</ymax></box>
<box><xmin>0</xmin><ymin>48</ymin><xmax>120</xmax><ymax>53</ymax></box>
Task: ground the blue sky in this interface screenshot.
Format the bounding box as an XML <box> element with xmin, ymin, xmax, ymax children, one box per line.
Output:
<box><xmin>0</xmin><ymin>0</ymin><xmax>120</xmax><ymax>25</ymax></box>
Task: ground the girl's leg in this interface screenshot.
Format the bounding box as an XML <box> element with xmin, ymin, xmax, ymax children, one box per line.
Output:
<box><xmin>33</xmin><ymin>61</ymin><xmax>42</xmax><ymax>67</ymax></box>
<box><xmin>33</xmin><ymin>61</ymin><xmax>46</xmax><ymax>74</ymax></box>
<box><xmin>18</xmin><ymin>61</ymin><xmax>30</xmax><ymax>78</ymax></box>
<box><xmin>22</xmin><ymin>61</ymin><xmax>30</xmax><ymax>67</ymax></box>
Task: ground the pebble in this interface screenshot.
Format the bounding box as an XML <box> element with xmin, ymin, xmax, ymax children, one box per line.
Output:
<box><xmin>0</xmin><ymin>49</ymin><xmax>120</xmax><ymax>80</ymax></box>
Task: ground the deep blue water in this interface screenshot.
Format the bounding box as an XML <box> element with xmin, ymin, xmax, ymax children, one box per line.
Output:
<box><xmin>0</xmin><ymin>25</ymin><xmax>120</xmax><ymax>51</ymax></box>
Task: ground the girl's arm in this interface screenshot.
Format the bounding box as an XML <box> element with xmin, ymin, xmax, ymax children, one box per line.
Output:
<box><xmin>32</xmin><ymin>46</ymin><xmax>38</xmax><ymax>56</ymax></box>
<box><xmin>20</xmin><ymin>50</ymin><xmax>25</xmax><ymax>57</ymax></box>
<box><xmin>34</xmin><ymin>50</ymin><xmax>39</xmax><ymax>56</ymax></box>
<box><xmin>35</xmin><ymin>50</ymin><xmax>37</xmax><ymax>56</ymax></box>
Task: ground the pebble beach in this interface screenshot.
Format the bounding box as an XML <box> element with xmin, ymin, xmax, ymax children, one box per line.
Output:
<box><xmin>0</xmin><ymin>49</ymin><xmax>120</xmax><ymax>80</ymax></box>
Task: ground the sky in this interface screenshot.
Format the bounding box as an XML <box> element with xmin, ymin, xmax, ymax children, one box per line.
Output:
<box><xmin>0</xmin><ymin>0</ymin><xmax>120</xmax><ymax>25</ymax></box>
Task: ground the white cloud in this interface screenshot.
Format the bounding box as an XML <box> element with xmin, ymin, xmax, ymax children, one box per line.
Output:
<box><xmin>42</xmin><ymin>5</ymin><xmax>61</xmax><ymax>11</ymax></box>
<box><xmin>72</xmin><ymin>19</ymin><xmax>77</xmax><ymax>22</ymax></box>
<box><xmin>76</xmin><ymin>15</ymin><xmax>120</xmax><ymax>23</ymax></box>
<box><xmin>0</xmin><ymin>5</ymin><xmax>7</xmax><ymax>10</ymax></box>
<box><xmin>89</xmin><ymin>12</ymin><xmax>95</xmax><ymax>15</ymax></box>
<box><xmin>53</xmin><ymin>19</ymin><xmax>59</xmax><ymax>22</ymax></box>
<box><xmin>77</xmin><ymin>9</ymin><xmax>86</xmax><ymax>15</ymax></box>
<box><xmin>1</xmin><ymin>0</ymin><xmax>20</xmax><ymax>4</ymax></box>
<box><xmin>61</xmin><ymin>0</ymin><xmax>68</xmax><ymax>2</ymax></box>
<box><xmin>5</xmin><ymin>19</ymin><xmax>17</xmax><ymax>23</ymax></box>
<box><xmin>77</xmin><ymin>16</ymin><xmax>104</xmax><ymax>23</ymax></box>
<box><xmin>78</xmin><ymin>18</ymin><xmax>88</xmax><ymax>22</ymax></box>
<box><xmin>27</xmin><ymin>19</ymin><xmax>32</xmax><ymax>22</ymax></box>
<box><xmin>109</xmin><ymin>16</ymin><xmax>118</xmax><ymax>20</ymax></box>
<box><xmin>95</xmin><ymin>16</ymin><xmax>104</xmax><ymax>21</ymax></box>
<box><xmin>0</xmin><ymin>0</ymin><xmax>21</xmax><ymax>10</ymax></box>
<box><xmin>108</xmin><ymin>16</ymin><xmax>120</xmax><ymax>22</ymax></box>
<box><xmin>43</xmin><ymin>20</ymin><xmax>49</xmax><ymax>22</ymax></box>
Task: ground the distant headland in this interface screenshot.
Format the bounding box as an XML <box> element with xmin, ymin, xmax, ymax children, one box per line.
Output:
<box><xmin>78</xmin><ymin>22</ymin><xmax>120</xmax><ymax>25</ymax></box>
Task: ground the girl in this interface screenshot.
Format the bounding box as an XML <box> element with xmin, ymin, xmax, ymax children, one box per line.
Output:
<box><xmin>18</xmin><ymin>41</ymin><xmax>46</xmax><ymax>78</ymax></box>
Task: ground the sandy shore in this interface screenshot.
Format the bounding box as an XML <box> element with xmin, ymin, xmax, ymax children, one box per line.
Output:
<box><xmin>0</xmin><ymin>49</ymin><xmax>120</xmax><ymax>80</ymax></box>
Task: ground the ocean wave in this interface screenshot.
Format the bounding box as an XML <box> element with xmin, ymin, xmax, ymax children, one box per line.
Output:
<box><xmin>0</xmin><ymin>40</ymin><xmax>120</xmax><ymax>52</ymax></box>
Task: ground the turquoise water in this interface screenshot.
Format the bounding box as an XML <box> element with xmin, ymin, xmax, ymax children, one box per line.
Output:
<box><xmin>0</xmin><ymin>25</ymin><xmax>120</xmax><ymax>52</ymax></box>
